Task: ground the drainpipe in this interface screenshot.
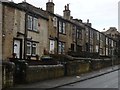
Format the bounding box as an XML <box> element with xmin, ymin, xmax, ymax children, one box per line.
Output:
<box><xmin>75</xmin><ymin>27</ymin><xmax>77</xmax><ymax>53</ymax></box>
<box><xmin>98</xmin><ymin>32</ymin><xmax>100</xmax><ymax>58</ymax></box>
<box><xmin>56</xmin><ymin>19</ymin><xmax>59</xmax><ymax>54</ymax></box>
<box><xmin>2</xmin><ymin>2</ymin><xmax>4</xmax><ymax>61</ymax></box>
<box><xmin>24</xmin><ymin>4</ymin><xmax>28</xmax><ymax>60</ymax></box>
<box><xmin>88</xmin><ymin>27</ymin><xmax>90</xmax><ymax>58</ymax></box>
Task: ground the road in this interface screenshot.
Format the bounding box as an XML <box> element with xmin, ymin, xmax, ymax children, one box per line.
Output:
<box><xmin>58</xmin><ymin>70</ymin><xmax>119</xmax><ymax>88</ymax></box>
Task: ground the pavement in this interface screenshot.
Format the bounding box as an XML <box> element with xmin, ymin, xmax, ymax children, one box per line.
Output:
<box><xmin>10</xmin><ymin>65</ymin><xmax>120</xmax><ymax>89</ymax></box>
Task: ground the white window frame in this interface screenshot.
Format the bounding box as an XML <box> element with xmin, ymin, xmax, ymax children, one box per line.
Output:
<box><xmin>106</xmin><ymin>37</ymin><xmax>108</xmax><ymax>45</ymax></box>
<box><xmin>90</xmin><ymin>44</ymin><xmax>93</xmax><ymax>52</ymax></box>
<box><xmin>33</xmin><ymin>17</ymin><xmax>38</xmax><ymax>31</ymax></box>
<box><xmin>96</xmin><ymin>45</ymin><xmax>99</xmax><ymax>52</ymax></box>
<box><xmin>106</xmin><ymin>48</ymin><xmax>108</xmax><ymax>55</ymax></box>
<box><xmin>63</xmin><ymin>22</ymin><xmax>66</xmax><ymax>34</ymax></box>
<box><xmin>27</xmin><ymin>41</ymin><xmax>37</xmax><ymax>56</ymax></box>
<box><xmin>27</xmin><ymin>15</ymin><xmax>38</xmax><ymax>31</ymax></box>
<box><xmin>49</xmin><ymin>40</ymin><xmax>55</xmax><ymax>54</ymax></box>
<box><xmin>59</xmin><ymin>42</ymin><xmax>62</xmax><ymax>54</ymax></box>
<box><xmin>111</xmin><ymin>40</ymin><xmax>114</xmax><ymax>47</ymax></box>
<box><xmin>59</xmin><ymin>21</ymin><xmax>62</xmax><ymax>33</ymax></box>
<box><xmin>90</xmin><ymin>30</ymin><xmax>93</xmax><ymax>38</ymax></box>
<box><xmin>58</xmin><ymin>42</ymin><xmax>65</xmax><ymax>54</ymax></box>
<box><xmin>59</xmin><ymin>21</ymin><xmax>66</xmax><ymax>34</ymax></box>
<box><xmin>27</xmin><ymin>42</ymin><xmax>32</xmax><ymax>55</ymax></box>
<box><xmin>53</xmin><ymin>17</ymin><xmax>57</xmax><ymax>27</ymax></box>
<box><xmin>28</xmin><ymin>15</ymin><xmax>33</xmax><ymax>30</ymax></box>
<box><xmin>32</xmin><ymin>43</ymin><xmax>37</xmax><ymax>56</ymax></box>
<box><xmin>97</xmin><ymin>32</ymin><xmax>99</xmax><ymax>40</ymax></box>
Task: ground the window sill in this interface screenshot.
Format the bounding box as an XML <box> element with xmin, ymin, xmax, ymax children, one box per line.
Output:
<box><xmin>26</xmin><ymin>54</ymin><xmax>38</xmax><ymax>57</ymax></box>
<box><xmin>59</xmin><ymin>33</ymin><xmax>66</xmax><ymax>35</ymax></box>
<box><xmin>28</xmin><ymin>29</ymin><xmax>39</xmax><ymax>33</ymax></box>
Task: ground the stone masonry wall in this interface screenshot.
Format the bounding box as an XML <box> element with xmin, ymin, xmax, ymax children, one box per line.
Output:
<box><xmin>65</xmin><ymin>61</ymin><xmax>90</xmax><ymax>76</ymax></box>
<box><xmin>25</xmin><ymin>64</ymin><xmax>64</xmax><ymax>83</ymax></box>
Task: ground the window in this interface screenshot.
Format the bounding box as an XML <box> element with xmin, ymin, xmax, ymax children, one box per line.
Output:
<box><xmin>100</xmin><ymin>48</ymin><xmax>103</xmax><ymax>55</ymax></box>
<box><xmin>33</xmin><ymin>18</ymin><xmax>38</xmax><ymax>31</ymax></box>
<box><xmin>106</xmin><ymin>48</ymin><xmax>108</xmax><ymax>55</ymax></box>
<box><xmin>106</xmin><ymin>37</ymin><xmax>108</xmax><ymax>45</ymax></box>
<box><xmin>53</xmin><ymin>17</ymin><xmax>57</xmax><ymax>27</ymax></box>
<box><xmin>28</xmin><ymin>15</ymin><xmax>32</xmax><ymax>30</ymax></box>
<box><xmin>96</xmin><ymin>45</ymin><xmax>99</xmax><ymax>52</ymax></box>
<box><xmin>59</xmin><ymin>42</ymin><xmax>65</xmax><ymax>54</ymax></box>
<box><xmin>90</xmin><ymin>44</ymin><xmax>93</xmax><ymax>52</ymax></box>
<box><xmin>32</xmin><ymin>43</ymin><xmax>36</xmax><ymax>56</ymax></box>
<box><xmin>63</xmin><ymin>22</ymin><xmax>66</xmax><ymax>34</ymax></box>
<box><xmin>86</xmin><ymin>28</ymin><xmax>89</xmax><ymax>36</ymax></box>
<box><xmin>72</xmin><ymin>26</ymin><xmax>76</xmax><ymax>41</ymax></box>
<box><xmin>27</xmin><ymin>41</ymin><xmax>37</xmax><ymax>56</ymax></box>
<box><xmin>90</xmin><ymin>30</ymin><xmax>93</xmax><ymax>38</ymax></box>
<box><xmin>27</xmin><ymin>15</ymin><xmax>38</xmax><ymax>31</ymax></box>
<box><xmin>77</xmin><ymin>29</ymin><xmax>82</xmax><ymax>39</ymax></box>
<box><xmin>97</xmin><ymin>32</ymin><xmax>99</xmax><ymax>40</ymax></box>
<box><xmin>49</xmin><ymin>40</ymin><xmax>55</xmax><ymax>54</ymax></box>
<box><xmin>109</xmin><ymin>39</ymin><xmax>112</xmax><ymax>47</ymax></box>
<box><xmin>59</xmin><ymin>21</ymin><xmax>62</xmax><ymax>33</ymax></box>
<box><xmin>59</xmin><ymin>21</ymin><xmax>66</xmax><ymax>34</ymax></box>
<box><xmin>27</xmin><ymin>42</ymin><xmax>31</xmax><ymax>55</ymax></box>
<box><xmin>77</xmin><ymin>29</ymin><xmax>79</xmax><ymax>39</ymax></box>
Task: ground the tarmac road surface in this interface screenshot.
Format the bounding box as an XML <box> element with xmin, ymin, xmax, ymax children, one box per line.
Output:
<box><xmin>59</xmin><ymin>70</ymin><xmax>119</xmax><ymax>88</ymax></box>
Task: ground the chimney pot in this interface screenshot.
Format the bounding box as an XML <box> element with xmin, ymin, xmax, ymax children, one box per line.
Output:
<box><xmin>67</xmin><ymin>4</ymin><xmax>69</xmax><ymax>10</ymax></box>
<box><xmin>22</xmin><ymin>0</ymin><xmax>26</xmax><ymax>2</ymax></box>
<box><xmin>87</xmin><ymin>19</ymin><xmax>89</xmax><ymax>23</ymax></box>
<box><xmin>65</xmin><ymin>5</ymin><xmax>67</xmax><ymax>10</ymax></box>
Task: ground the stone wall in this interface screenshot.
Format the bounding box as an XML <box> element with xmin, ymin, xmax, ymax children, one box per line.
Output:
<box><xmin>65</xmin><ymin>61</ymin><xmax>90</xmax><ymax>76</ymax></box>
<box><xmin>2</xmin><ymin>5</ymin><xmax>15</xmax><ymax>60</ymax></box>
<box><xmin>3</xmin><ymin>58</ymin><xmax>119</xmax><ymax>87</ymax></box>
<box><xmin>25</xmin><ymin>64</ymin><xmax>64</xmax><ymax>83</ymax></box>
<box><xmin>2</xmin><ymin>62</ymin><xmax>15</xmax><ymax>89</ymax></box>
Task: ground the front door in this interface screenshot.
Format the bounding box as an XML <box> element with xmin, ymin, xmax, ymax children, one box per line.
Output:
<box><xmin>49</xmin><ymin>40</ymin><xmax>55</xmax><ymax>54</ymax></box>
<box><xmin>13</xmin><ymin>40</ymin><xmax>21</xmax><ymax>58</ymax></box>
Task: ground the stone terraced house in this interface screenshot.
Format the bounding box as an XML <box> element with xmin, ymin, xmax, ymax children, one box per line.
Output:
<box><xmin>1</xmin><ymin>0</ymin><xmax>118</xmax><ymax>61</ymax></box>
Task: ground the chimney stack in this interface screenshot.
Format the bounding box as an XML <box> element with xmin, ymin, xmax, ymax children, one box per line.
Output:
<box><xmin>63</xmin><ymin>3</ymin><xmax>71</xmax><ymax>20</ymax></box>
<box><xmin>86</xmin><ymin>19</ymin><xmax>92</xmax><ymax>27</ymax></box>
<box><xmin>46</xmin><ymin>0</ymin><xmax>55</xmax><ymax>13</ymax></box>
<box><xmin>87</xmin><ymin>19</ymin><xmax>89</xmax><ymax>23</ymax></box>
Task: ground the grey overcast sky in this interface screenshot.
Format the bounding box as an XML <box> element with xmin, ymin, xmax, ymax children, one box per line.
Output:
<box><xmin>12</xmin><ymin>0</ymin><xmax>119</xmax><ymax>31</ymax></box>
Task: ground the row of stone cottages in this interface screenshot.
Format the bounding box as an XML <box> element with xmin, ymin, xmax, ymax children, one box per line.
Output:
<box><xmin>0</xmin><ymin>0</ymin><xmax>118</xmax><ymax>62</ymax></box>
